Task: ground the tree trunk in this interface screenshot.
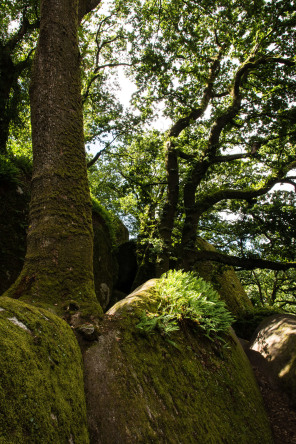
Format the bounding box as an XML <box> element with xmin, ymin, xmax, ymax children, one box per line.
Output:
<box><xmin>156</xmin><ymin>141</ymin><xmax>179</xmax><ymax>276</ymax></box>
<box><xmin>0</xmin><ymin>51</ymin><xmax>15</xmax><ymax>155</ymax></box>
<box><xmin>5</xmin><ymin>0</ymin><xmax>98</xmax><ymax>308</ymax></box>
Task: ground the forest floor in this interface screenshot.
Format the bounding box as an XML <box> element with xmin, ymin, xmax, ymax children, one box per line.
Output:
<box><xmin>249</xmin><ymin>356</ymin><xmax>296</xmax><ymax>443</ymax></box>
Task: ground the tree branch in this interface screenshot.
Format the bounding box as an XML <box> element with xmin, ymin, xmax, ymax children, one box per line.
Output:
<box><xmin>206</xmin><ymin>56</ymin><xmax>295</xmax><ymax>159</ymax></box>
<box><xmin>87</xmin><ymin>134</ymin><xmax>118</xmax><ymax>168</ymax></box>
<box><xmin>193</xmin><ymin>250</ymin><xmax>296</xmax><ymax>271</ymax></box>
<box><xmin>196</xmin><ymin>160</ymin><xmax>296</xmax><ymax>215</ymax></box>
<box><xmin>82</xmin><ymin>62</ymin><xmax>133</xmax><ymax>102</ymax></box>
<box><xmin>6</xmin><ymin>15</ymin><xmax>39</xmax><ymax>52</ymax></box>
<box><xmin>78</xmin><ymin>0</ymin><xmax>102</xmax><ymax>22</ymax></box>
<box><xmin>169</xmin><ymin>50</ymin><xmax>223</xmax><ymax>138</ymax></box>
<box><xmin>212</xmin><ymin>153</ymin><xmax>251</xmax><ymax>163</ymax></box>
<box><xmin>87</xmin><ymin>148</ymin><xmax>105</xmax><ymax>168</ymax></box>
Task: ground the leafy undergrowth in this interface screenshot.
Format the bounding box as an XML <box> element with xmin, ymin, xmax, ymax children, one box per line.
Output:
<box><xmin>137</xmin><ymin>270</ymin><xmax>234</xmax><ymax>342</ymax></box>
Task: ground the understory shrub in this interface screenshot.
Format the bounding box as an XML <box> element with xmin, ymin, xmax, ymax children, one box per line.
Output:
<box><xmin>137</xmin><ymin>270</ymin><xmax>234</xmax><ymax>340</ymax></box>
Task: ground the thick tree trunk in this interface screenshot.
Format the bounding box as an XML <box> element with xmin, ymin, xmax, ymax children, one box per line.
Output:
<box><xmin>6</xmin><ymin>0</ymin><xmax>98</xmax><ymax>307</ymax></box>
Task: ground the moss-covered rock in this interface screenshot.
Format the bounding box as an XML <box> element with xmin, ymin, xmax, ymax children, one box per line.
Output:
<box><xmin>0</xmin><ymin>161</ymin><xmax>31</xmax><ymax>296</ymax></box>
<box><xmin>0</xmin><ymin>296</ymin><xmax>89</xmax><ymax>443</ymax></box>
<box><xmin>249</xmin><ymin>314</ymin><xmax>296</xmax><ymax>406</ymax></box>
<box><xmin>92</xmin><ymin>207</ymin><xmax>118</xmax><ymax>310</ymax></box>
<box><xmin>84</xmin><ymin>280</ymin><xmax>273</xmax><ymax>444</ymax></box>
<box><xmin>194</xmin><ymin>238</ymin><xmax>253</xmax><ymax>316</ymax></box>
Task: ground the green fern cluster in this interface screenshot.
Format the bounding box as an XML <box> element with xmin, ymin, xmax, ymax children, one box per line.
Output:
<box><xmin>137</xmin><ymin>270</ymin><xmax>234</xmax><ymax>340</ymax></box>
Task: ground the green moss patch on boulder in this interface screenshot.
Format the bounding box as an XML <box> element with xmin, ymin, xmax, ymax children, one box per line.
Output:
<box><xmin>84</xmin><ymin>280</ymin><xmax>272</xmax><ymax>444</ymax></box>
<box><xmin>194</xmin><ymin>238</ymin><xmax>253</xmax><ymax>316</ymax></box>
<box><xmin>249</xmin><ymin>313</ymin><xmax>296</xmax><ymax>406</ymax></box>
<box><xmin>0</xmin><ymin>296</ymin><xmax>89</xmax><ymax>443</ymax></box>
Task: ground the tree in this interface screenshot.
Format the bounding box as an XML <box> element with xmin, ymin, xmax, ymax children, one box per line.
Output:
<box><xmin>5</xmin><ymin>0</ymin><xmax>102</xmax><ymax>310</ymax></box>
<box><xmin>0</xmin><ymin>0</ymin><xmax>39</xmax><ymax>156</ymax></box>
<box><xmin>203</xmin><ymin>191</ymin><xmax>296</xmax><ymax>310</ymax></box>
<box><xmin>94</xmin><ymin>0</ymin><xmax>296</xmax><ymax>279</ymax></box>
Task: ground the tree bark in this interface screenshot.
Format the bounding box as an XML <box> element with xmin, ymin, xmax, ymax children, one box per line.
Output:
<box><xmin>6</xmin><ymin>0</ymin><xmax>98</xmax><ymax>307</ymax></box>
<box><xmin>156</xmin><ymin>141</ymin><xmax>179</xmax><ymax>276</ymax></box>
<box><xmin>0</xmin><ymin>49</ymin><xmax>21</xmax><ymax>155</ymax></box>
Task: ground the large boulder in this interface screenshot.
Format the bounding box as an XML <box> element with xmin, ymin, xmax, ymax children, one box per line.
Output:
<box><xmin>84</xmin><ymin>280</ymin><xmax>273</xmax><ymax>444</ymax></box>
<box><xmin>114</xmin><ymin>240</ymin><xmax>138</xmax><ymax>294</ymax></box>
<box><xmin>194</xmin><ymin>237</ymin><xmax>253</xmax><ymax>316</ymax></box>
<box><xmin>92</xmin><ymin>207</ymin><xmax>118</xmax><ymax>310</ymax></box>
<box><xmin>0</xmin><ymin>161</ymin><xmax>30</xmax><ymax>295</ymax></box>
<box><xmin>0</xmin><ymin>296</ymin><xmax>89</xmax><ymax>443</ymax></box>
<box><xmin>249</xmin><ymin>313</ymin><xmax>296</xmax><ymax>406</ymax></box>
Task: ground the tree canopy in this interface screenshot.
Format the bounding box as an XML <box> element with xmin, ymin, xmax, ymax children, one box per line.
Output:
<box><xmin>1</xmin><ymin>0</ymin><xmax>296</xmax><ymax>310</ymax></box>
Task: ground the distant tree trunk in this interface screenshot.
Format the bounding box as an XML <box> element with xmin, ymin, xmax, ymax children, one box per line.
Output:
<box><xmin>0</xmin><ymin>52</ymin><xmax>15</xmax><ymax>155</ymax></box>
<box><xmin>6</xmin><ymin>0</ymin><xmax>99</xmax><ymax>307</ymax></box>
<box><xmin>156</xmin><ymin>141</ymin><xmax>179</xmax><ymax>277</ymax></box>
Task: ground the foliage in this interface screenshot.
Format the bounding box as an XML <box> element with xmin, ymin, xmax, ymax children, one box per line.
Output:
<box><xmin>199</xmin><ymin>191</ymin><xmax>296</xmax><ymax>311</ymax></box>
<box><xmin>88</xmin><ymin>129</ymin><xmax>166</xmax><ymax>237</ymax></box>
<box><xmin>0</xmin><ymin>154</ymin><xmax>32</xmax><ymax>185</ymax></box>
<box><xmin>137</xmin><ymin>270</ymin><xmax>234</xmax><ymax>340</ymax></box>
<box><xmin>239</xmin><ymin>268</ymin><xmax>296</xmax><ymax>313</ymax></box>
<box><xmin>0</xmin><ymin>0</ymin><xmax>39</xmax><ymax>156</ymax></box>
<box><xmin>85</xmin><ymin>0</ymin><xmax>296</xmax><ymax>283</ymax></box>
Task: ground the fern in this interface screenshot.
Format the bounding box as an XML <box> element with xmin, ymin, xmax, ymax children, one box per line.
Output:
<box><xmin>137</xmin><ymin>270</ymin><xmax>234</xmax><ymax>341</ymax></box>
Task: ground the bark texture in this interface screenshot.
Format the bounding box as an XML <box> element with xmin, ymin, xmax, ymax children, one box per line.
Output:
<box><xmin>6</xmin><ymin>0</ymin><xmax>98</xmax><ymax>307</ymax></box>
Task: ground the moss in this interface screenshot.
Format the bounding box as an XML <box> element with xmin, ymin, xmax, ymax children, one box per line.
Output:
<box><xmin>194</xmin><ymin>238</ymin><xmax>253</xmax><ymax>317</ymax></box>
<box><xmin>84</xmin><ymin>280</ymin><xmax>273</xmax><ymax>443</ymax></box>
<box><xmin>0</xmin><ymin>296</ymin><xmax>89</xmax><ymax>443</ymax></box>
<box><xmin>91</xmin><ymin>196</ymin><xmax>119</xmax><ymax>246</ymax></box>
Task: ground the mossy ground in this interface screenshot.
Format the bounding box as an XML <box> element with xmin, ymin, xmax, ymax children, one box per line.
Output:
<box><xmin>84</xmin><ymin>280</ymin><xmax>273</xmax><ymax>443</ymax></box>
<box><xmin>0</xmin><ymin>297</ymin><xmax>89</xmax><ymax>443</ymax></box>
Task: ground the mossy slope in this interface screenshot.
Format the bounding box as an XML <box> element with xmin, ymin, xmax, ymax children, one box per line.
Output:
<box><xmin>194</xmin><ymin>238</ymin><xmax>253</xmax><ymax>316</ymax></box>
<box><xmin>0</xmin><ymin>296</ymin><xmax>89</xmax><ymax>443</ymax></box>
<box><xmin>84</xmin><ymin>280</ymin><xmax>272</xmax><ymax>444</ymax></box>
